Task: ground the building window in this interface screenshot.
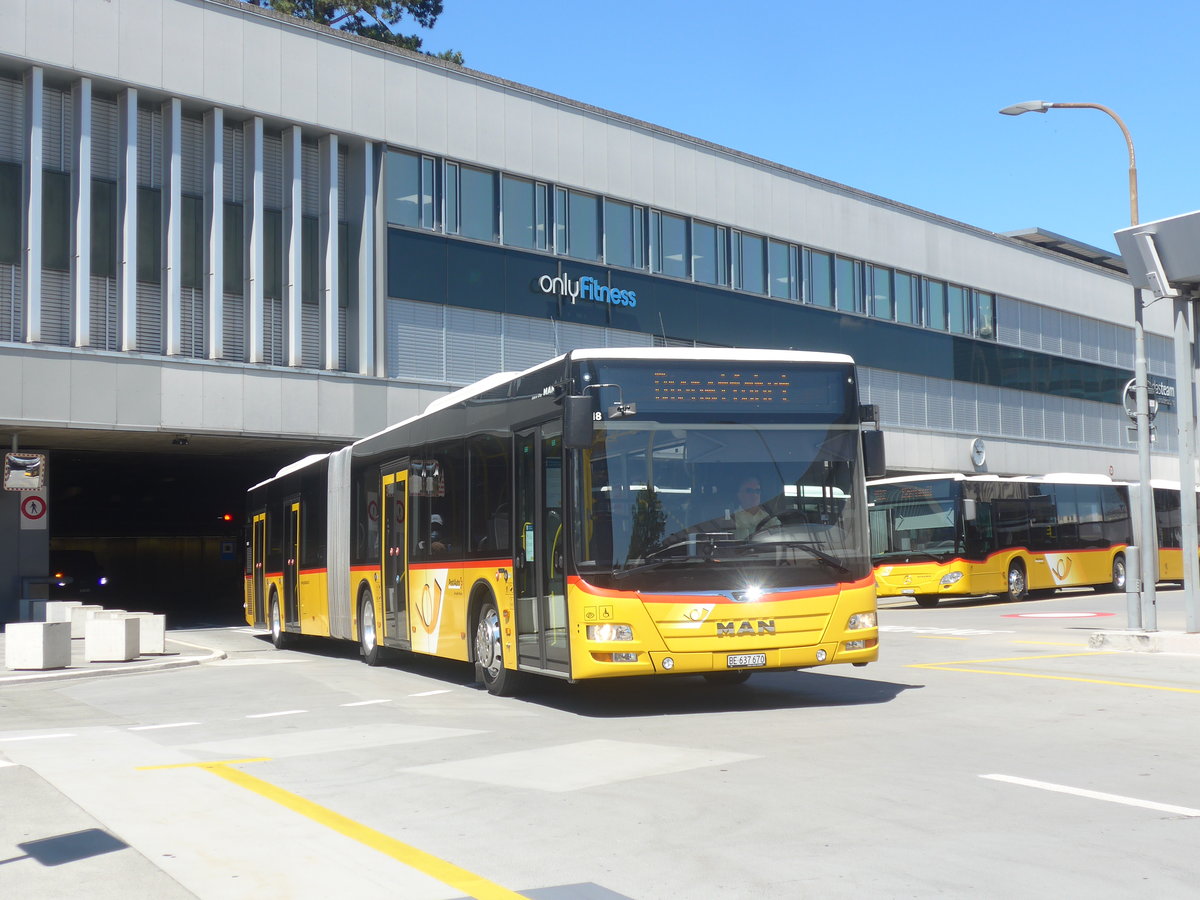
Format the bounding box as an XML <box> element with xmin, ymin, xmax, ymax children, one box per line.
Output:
<box><xmin>693</xmin><ymin>221</ymin><xmax>727</xmax><ymax>286</ymax></box>
<box><xmin>0</xmin><ymin>163</ymin><xmax>19</xmax><ymax>266</ymax></box>
<box><xmin>224</xmin><ymin>202</ymin><xmax>243</xmax><ymax>294</ymax></box>
<box><xmin>42</xmin><ymin>171</ymin><xmax>71</xmax><ymax>272</ymax></box>
<box><xmin>263</xmin><ymin>208</ymin><xmax>282</xmax><ymax>299</ymax></box>
<box><xmin>386</xmin><ymin>150</ymin><xmax>435</xmax><ymax>229</ymax></box>
<box><xmin>137</xmin><ymin>187</ymin><xmax>161</xmax><ymax>284</ymax></box>
<box><xmin>553</xmin><ymin>187</ymin><xmax>600</xmax><ymax>260</ymax></box>
<box><xmin>973</xmin><ymin>290</ymin><xmax>995</xmax><ymax>339</ymax></box>
<box><xmin>948</xmin><ymin>284</ymin><xmax>970</xmax><ymax>334</ymax></box>
<box><xmin>603</xmin><ymin>199</ymin><xmax>643</xmax><ymax>269</ymax></box>
<box><xmin>869</xmin><ymin>265</ymin><xmax>893</xmax><ymax>320</ymax></box>
<box><xmin>91</xmin><ymin>180</ymin><xmax>117</xmax><ymax>278</ymax></box>
<box><xmin>895</xmin><ymin>271</ymin><xmax>918</xmax><ymax>324</ymax></box>
<box><xmin>768</xmin><ymin>240</ymin><xmax>797</xmax><ymax>300</ymax></box>
<box><xmin>501</xmin><ymin>175</ymin><xmax>547</xmax><ymax>250</ymax></box>
<box><xmin>181</xmin><ymin>195</ymin><xmax>203</xmax><ymax>290</ymax></box>
<box><xmin>650</xmin><ymin>210</ymin><xmax>688</xmax><ymax>278</ymax></box>
<box><xmin>445</xmin><ymin>162</ymin><xmax>496</xmax><ymax>242</ymax></box>
<box><xmin>807</xmin><ymin>249</ymin><xmax>833</xmax><ymax>307</ymax></box>
<box><xmin>924</xmin><ymin>278</ymin><xmax>947</xmax><ymax>330</ymax></box>
<box><xmin>834</xmin><ymin>256</ymin><xmax>862</xmax><ymax>313</ymax></box>
<box><xmin>734</xmin><ymin>231</ymin><xmax>765</xmax><ymax>294</ymax></box>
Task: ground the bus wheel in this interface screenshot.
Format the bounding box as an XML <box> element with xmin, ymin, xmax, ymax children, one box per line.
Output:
<box><xmin>915</xmin><ymin>596</ymin><xmax>939</xmax><ymax>608</ymax></box>
<box><xmin>1108</xmin><ymin>554</ymin><xmax>1127</xmax><ymax>593</ymax></box>
<box><xmin>269</xmin><ymin>595</ymin><xmax>289</xmax><ymax>649</ymax></box>
<box><xmin>360</xmin><ymin>596</ymin><xmax>382</xmax><ymax>667</ymax></box>
<box><xmin>474</xmin><ymin>600</ymin><xmax>520</xmax><ymax>696</ymax></box>
<box><xmin>1004</xmin><ymin>562</ymin><xmax>1028</xmax><ymax>602</ymax></box>
<box><xmin>703</xmin><ymin>670</ymin><xmax>752</xmax><ymax>686</ymax></box>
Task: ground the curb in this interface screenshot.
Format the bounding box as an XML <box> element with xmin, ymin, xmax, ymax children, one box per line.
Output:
<box><xmin>1089</xmin><ymin>629</ymin><xmax>1200</xmax><ymax>654</ymax></box>
<box><xmin>0</xmin><ymin>638</ymin><xmax>227</xmax><ymax>684</ymax></box>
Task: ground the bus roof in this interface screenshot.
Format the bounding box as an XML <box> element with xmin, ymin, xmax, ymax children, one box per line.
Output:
<box><xmin>870</xmin><ymin>471</ymin><xmax>1123</xmax><ymax>487</ymax></box>
<box><xmin>568</xmin><ymin>347</ymin><xmax>855</xmax><ymax>365</ymax></box>
<box><xmin>249</xmin><ymin>452</ymin><xmax>330</xmax><ymax>491</ymax></box>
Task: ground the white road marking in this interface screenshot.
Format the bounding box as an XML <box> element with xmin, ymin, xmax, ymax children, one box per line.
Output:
<box><xmin>881</xmin><ymin>625</ymin><xmax>1017</xmax><ymax>636</ymax></box>
<box><xmin>340</xmin><ymin>699</ymin><xmax>392</xmax><ymax>707</ymax></box>
<box><xmin>409</xmin><ymin>690</ymin><xmax>451</xmax><ymax>697</ymax></box>
<box><xmin>982</xmin><ymin>774</ymin><xmax>1200</xmax><ymax>817</ymax></box>
<box><xmin>0</xmin><ymin>733</ymin><xmax>76</xmax><ymax>742</ymax></box>
<box><xmin>245</xmin><ymin>710</ymin><xmax>307</xmax><ymax>719</ymax></box>
<box><xmin>129</xmin><ymin>722</ymin><xmax>202</xmax><ymax>731</ymax></box>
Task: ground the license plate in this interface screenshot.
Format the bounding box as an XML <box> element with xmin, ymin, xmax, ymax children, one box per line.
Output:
<box><xmin>900</xmin><ymin>589</ymin><xmax>915</xmax><ymax>594</ymax></box>
<box><xmin>726</xmin><ymin>653</ymin><xmax>767</xmax><ymax>669</ymax></box>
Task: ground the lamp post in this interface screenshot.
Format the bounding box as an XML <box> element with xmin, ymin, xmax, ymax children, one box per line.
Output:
<box><xmin>1000</xmin><ymin>100</ymin><xmax>1157</xmax><ymax>630</ymax></box>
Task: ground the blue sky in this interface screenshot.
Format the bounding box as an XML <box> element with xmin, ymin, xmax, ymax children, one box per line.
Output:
<box><xmin>422</xmin><ymin>0</ymin><xmax>1200</xmax><ymax>254</ymax></box>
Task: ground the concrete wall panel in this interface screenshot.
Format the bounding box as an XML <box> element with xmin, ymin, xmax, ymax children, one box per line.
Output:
<box><xmin>444</xmin><ymin>76</ymin><xmax>477</xmax><ymax>163</ymax></box>
<box><xmin>117</xmin><ymin>0</ymin><xmax>163</xmax><ymax>88</ymax></box>
<box><xmin>0</xmin><ymin>349</ymin><xmax>22</xmax><ymax>420</ymax></box>
<box><xmin>317</xmin><ymin>378</ymin><xmax>355</xmax><ymax>437</ymax></box>
<box><xmin>279</xmin><ymin>373</ymin><xmax>319</xmax><ymax>436</ymax></box>
<box><xmin>555</xmin><ymin>108</ymin><xmax>585</xmax><ymax>190</ymax></box>
<box><xmin>21</xmin><ymin>355</ymin><xmax>71</xmax><ymax>425</ymax></box>
<box><xmin>316</xmin><ymin>36</ymin><xmax>352</xmax><ymax>133</ymax></box>
<box><xmin>529</xmin><ymin>98</ymin><xmax>559</xmax><ymax>183</ymax></box>
<box><xmin>475</xmin><ymin>83</ymin><xmax>506</xmax><ymax>171</ymax></box>
<box><xmin>382</xmin><ymin>58</ymin><xmax>417</xmax><ymax>149</ymax></box>
<box><xmin>71</xmin><ymin>0</ymin><xmax>120</xmax><ymax>75</ymax></box>
<box><xmin>202</xmin><ymin>4</ymin><xmax>245</xmax><ymax>109</ymax></box>
<box><xmin>501</xmin><ymin>90</ymin><xmax>533</xmax><ymax>178</ymax></box>
<box><xmin>0</xmin><ymin>0</ymin><xmax>25</xmax><ymax>57</ymax></box>
<box><xmin>161</xmin><ymin>0</ymin><xmax>205</xmax><ymax>99</ymax></box>
<box><xmin>243</xmin><ymin>370</ymin><xmax>283</xmax><ymax>435</ymax></box>
<box><xmin>350</xmin><ymin>50</ymin><xmax>385</xmax><ymax>139</ymax></box>
<box><xmin>200</xmin><ymin>367</ymin><xmax>243</xmax><ymax>431</ymax></box>
<box><xmin>114</xmin><ymin>358</ymin><xmax>162</xmax><ymax>428</ymax></box>
<box><xmin>241</xmin><ymin>15</ymin><xmax>283</xmax><ymax>119</ymax></box>
<box><xmin>28</xmin><ymin>0</ymin><xmax>72</xmax><ymax>67</ymax></box>
<box><xmin>413</xmin><ymin>66</ymin><xmax>447</xmax><ymax>156</ymax></box>
<box><xmin>68</xmin><ymin>357</ymin><xmax>118</xmax><ymax>427</ymax></box>
<box><xmin>161</xmin><ymin>365</ymin><xmax>203</xmax><ymax>429</ymax></box>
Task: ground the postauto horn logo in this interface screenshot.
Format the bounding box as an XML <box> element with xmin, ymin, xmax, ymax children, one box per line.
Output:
<box><xmin>537</xmin><ymin>273</ymin><xmax>637</xmax><ymax>308</ymax></box>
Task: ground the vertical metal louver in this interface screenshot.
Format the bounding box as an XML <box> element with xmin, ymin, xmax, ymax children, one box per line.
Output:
<box><xmin>385</xmin><ymin>298</ymin><xmax>444</xmax><ymax>380</ymax></box>
<box><xmin>223</xmin><ymin>124</ymin><xmax>244</xmax><ymax>203</ymax></box>
<box><xmin>445</xmin><ymin>307</ymin><xmax>502</xmax><ymax>385</ymax></box>
<box><xmin>897</xmin><ymin>373</ymin><xmax>927</xmax><ymax>429</ymax></box>
<box><xmin>264</xmin><ymin>296</ymin><xmax>283</xmax><ymax>365</ymax></box>
<box><xmin>301</xmin><ymin>303</ymin><xmax>319</xmax><ymax>368</ymax></box>
<box><xmin>1043</xmin><ymin>394</ymin><xmax>1065</xmax><ymax>443</ymax></box>
<box><xmin>301</xmin><ymin>142</ymin><xmax>319</xmax><ymax>217</ymax></box>
<box><xmin>501</xmin><ymin>316</ymin><xmax>556</xmax><ymax>372</ymax></box>
<box><xmin>0</xmin><ymin>264</ymin><xmax>22</xmax><ymax>341</ymax></box>
<box><xmin>975</xmin><ymin>384</ymin><xmax>1001</xmax><ymax>435</ymax></box>
<box><xmin>90</xmin><ymin>276</ymin><xmax>117</xmax><ymax>349</ymax></box>
<box><xmin>136</xmin><ymin>281</ymin><xmax>162</xmax><ymax>352</ymax></box>
<box><xmin>136</xmin><ymin>106</ymin><xmax>162</xmax><ymax>188</ymax></box>
<box><xmin>91</xmin><ymin>95</ymin><xmax>118</xmax><ymax>180</ymax></box>
<box><xmin>0</xmin><ymin>76</ymin><xmax>23</xmax><ymax>163</ymax></box>
<box><xmin>223</xmin><ymin>291</ymin><xmax>245</xmax><ymax>360</ymax></box>
<box><xmin>995</xmin><ymin>296</ymin><xmax>1020</xmax><ymax>347</ymax></box>
<box><xmin>951</xmin><ymin>380</ymin><xmax>977</xmax><ymax>434</ymax></box>
<box><xmin>39</xmin><ymin>269</ymin><xmax>70</xmax><ymax>345</ymax></box>
<box><xmin>181</xmin><ymin>116</ymin><xmax>205</xmax><ymax>196</ymax></box>
<box><xmin>41</xmin><ymin>85</ymin><xmax>71</xmax><ymax>172</ymax></box>
<box><xmin>263</xmin><ymin>132</ymin><xmax>282</xmax><ymax>210</ymax></box>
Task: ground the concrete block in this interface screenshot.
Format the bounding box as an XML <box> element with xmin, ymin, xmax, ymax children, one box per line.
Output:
<box><xmin>44</xmin><ymin>600</ymin><xmax>83</xmax><ymax>623</ymax></box>
<box><xmin>69</xmin><ymin>605</ymin><xmax>104</xmax><ymax>639</ymax></box>
<box><xmin>84</xmin><ymin>616</ymin><xmax>140</xmax><ymax>662</ymax></box>
<box><xmin>125</xmin><ymin>613</ymin><xmax>167</xmax><ymax>654</ymax></box>
<box><xmin>5</xmin><ymin>622</ymin><xmax>73</xmax><ymax>670</ymax></box>
<box><xmin>18</xmin><ymin>599</ymin><xmax>49</xmax><ymax>622</ymax></box>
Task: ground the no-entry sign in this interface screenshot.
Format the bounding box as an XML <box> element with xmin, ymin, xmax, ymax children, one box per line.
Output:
<box><xmin>19</xmin><ymin>493</ymin><xmax>48</xmax><ymax>530</ymax></box>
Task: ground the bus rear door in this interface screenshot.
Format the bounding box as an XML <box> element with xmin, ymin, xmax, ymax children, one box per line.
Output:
<box><xmin>284</xmin><ymin>498</ymin><xmax>301</xmax><ymax>631</ymax></box>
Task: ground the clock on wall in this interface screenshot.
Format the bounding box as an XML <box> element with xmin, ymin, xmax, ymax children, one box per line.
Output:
<box><xmin>970</xmin><ymin>438</ymin><xmax>987</xmax><ymax>467</ymax></box>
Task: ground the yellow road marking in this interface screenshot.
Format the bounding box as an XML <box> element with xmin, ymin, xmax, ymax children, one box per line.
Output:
<box><xmin>909</xmin><ymin>650</ymin><xmax>1200</xmax><ymax>693</ymax></box>
<box><xmin>140</xmin><ymin>759</ymin><xmax>528</xmax><ymax>900</ymax></box>
<box><xmin>1013</xmin><ymin>641</ymin><xmax>1089</xmax><ymax>647</ymax></box>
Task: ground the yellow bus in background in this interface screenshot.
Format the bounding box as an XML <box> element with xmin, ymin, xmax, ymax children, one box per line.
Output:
<box><xmin>869</xmin><ymin>473</ymin><xmax>1133</xmax><ymax>607</ymax></box>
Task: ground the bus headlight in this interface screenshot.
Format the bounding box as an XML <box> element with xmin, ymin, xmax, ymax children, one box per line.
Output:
<box><xmin>587</xmin><ymin>623</ymin><xmax>633</xmax><ymax>641</ymax></box>
<box><xmin>940</xmin><ymin>572</ymin><xmax>965</xmax><ymax>586</ymax></box>
<box><xmin>847</xmin><ymin>612</ymin><xmax>877</xmax><ymax>630</ymax></box>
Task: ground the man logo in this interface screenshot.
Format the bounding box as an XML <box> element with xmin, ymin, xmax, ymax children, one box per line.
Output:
<box><xmin>716</xmin><ymin>620</ymin><xmax>775</xmax><ymax>637</ymax></box>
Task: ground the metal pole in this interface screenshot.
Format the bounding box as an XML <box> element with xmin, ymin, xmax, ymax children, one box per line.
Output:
<box><xmin>1063</xmin><ymin>102</ymin><xmax>1160</xmax><ymax>631</ymax></box>
<box><xmin>1181</xmin><ymin>293</ymin><xmax>1200</xmax><ymax>633</ymax></box>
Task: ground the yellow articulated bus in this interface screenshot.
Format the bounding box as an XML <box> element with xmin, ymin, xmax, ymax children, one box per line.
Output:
<box><xmin>868</xmin><ymin>473</ymin><xmax>1134</xmax><ymax>607</ymax></box>
<box><xmin>245</xmin><ymin>347</ymin><xmax>886</xmax><ymax>695</ymax></box>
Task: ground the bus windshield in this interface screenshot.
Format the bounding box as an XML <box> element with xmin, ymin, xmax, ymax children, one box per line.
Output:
<box><xmin>868</xmin><ymin>478</ymin><xmax>961</xmax><ymax>562</ymax></box>
<box><xmin>571</xmin><ymin>422</ymin><xmax>869</xmax><ymax>590</ymax></box>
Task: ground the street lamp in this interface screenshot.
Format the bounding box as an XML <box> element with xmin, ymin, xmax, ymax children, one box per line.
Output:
<box><xmin>1000</xmin><ymin>100</ymin><xmax>1157</xmax><ymax>630</ymax></box>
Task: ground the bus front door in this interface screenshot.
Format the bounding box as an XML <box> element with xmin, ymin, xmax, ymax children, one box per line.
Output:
<box><xmin>252</xmin><ymin>512</ymin><xmax>266</xmax><ymax>626</ymax></box>
<box><xmin>514</xmin><ymin>425</ymin><xmax>569</xmax><ymax>675</ymax></box>
<box><xmin>382</xmin><ymin>469</ymin><xmax>409</xmax><ymax>646</ymax></box>
<box><xmin>284</xmin><ymin>499</ymin><xmax>301</xmax><ymax>630</ymax></box>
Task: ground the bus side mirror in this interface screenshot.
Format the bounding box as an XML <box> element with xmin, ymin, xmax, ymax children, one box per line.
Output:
<box><xmin>862</xmin><ymin>430</ymin><xmax>886</xmax><ymax>479</ymax></box>
<box><xmin>963</xmin><ymin>498</ymin><xmax>977</xmax><ymax>522</ymax></box>
<box><xmin>563</xmin><ymin>396</ymin><xmax>594</xmax><ymax>449</ymax></box>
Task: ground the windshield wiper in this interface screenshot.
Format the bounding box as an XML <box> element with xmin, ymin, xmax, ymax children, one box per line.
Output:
<box><xmin>872</xmin><ymin>549</ymin><xmax>944</xmax><ymax>563</ymax></box>
<box><xmin>738</xmin><ymin>540</ymin><xmax>850</xmax><ymax>574</ymax></box>
<box><xmin>611</xmin><ymin>556</ymin><xmax>715</xmax><ymax>581</ymax></box>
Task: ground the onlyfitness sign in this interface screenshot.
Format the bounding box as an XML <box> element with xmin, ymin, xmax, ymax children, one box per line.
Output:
<box><xmin>537</xmin><ymin>273</ymin><xmax>637</xmax><ymax>308</ymax></box>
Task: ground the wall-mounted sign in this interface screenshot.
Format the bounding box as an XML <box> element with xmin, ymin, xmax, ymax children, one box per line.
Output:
<box><xmin>537</xmin><ymin>273</ymin><xmax>637</xmax><ymax>308</ymax></box>
<box><xmin>4</xmin><ymin>452</ymin><xmax>47</xmax><ymax>492</ymax></box>
<box><xmin>19</xmin><ymin>493</ymin><xmax>48</xmax><ymax>530</ymax></box>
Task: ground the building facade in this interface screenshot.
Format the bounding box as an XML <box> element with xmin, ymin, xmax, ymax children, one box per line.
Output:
<box><xmin>0</xmin><ymin>0</ymin><xmax>1181</xmax><ymax>619</ymax></box>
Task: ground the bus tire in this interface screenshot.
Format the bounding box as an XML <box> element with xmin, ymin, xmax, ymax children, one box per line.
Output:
<box><xmin>703</xmin><ymin>670</ymin><xmax>752</xmax><ymax>685</ymax></box>
<box><xmin>1003</xmin><ymin>561</ymin><xmax>1028</xmax><ymax>602</ymax></box>
<box><xmin>269</xmin><ymin>594</ymin><xmax>290</xmax><ymax>649</ymax></box>
<box><xmin>1107</xmin><ymin>554</ymin><xmax>1127</xmax><ymax>593</ymax></box>
<box><xmin>359</xmin><ymin>595</ymin><xmax>383</xmax><ymax>667</ymax></box>
<box><xmin>474</xmin><ymin>599</ymin><xmax>520</xmax><ymax>696</ymax></box>
<box><xmin>915</xmin><ymin>596</ymin><xmax>939</xmax><ymax>608</ymax></box>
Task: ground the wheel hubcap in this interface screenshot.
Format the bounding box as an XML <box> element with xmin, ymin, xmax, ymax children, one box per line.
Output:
<box><xmin>1115</xmin><ymin>561</ymin><xmax>1126</xmax><ymax>590</ymax></box>
<box><xmin>1010</xmin><ymin>569</ymin><xmax>1024</xmax><ymax>596</ymax></box>
<box><xmin>271</xmin><ymin>603</ymin><xmax>280</xmax><ymax>639</ymax></box>
<box><xmin>476</xmin><ymin>608</ymin><xmax>501</xmax><ymax>677</ymax></box>
<box><xmin>362</xmin><ymin>603</ymin><xmax>376</xmax><ymax>651</ymax></box>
